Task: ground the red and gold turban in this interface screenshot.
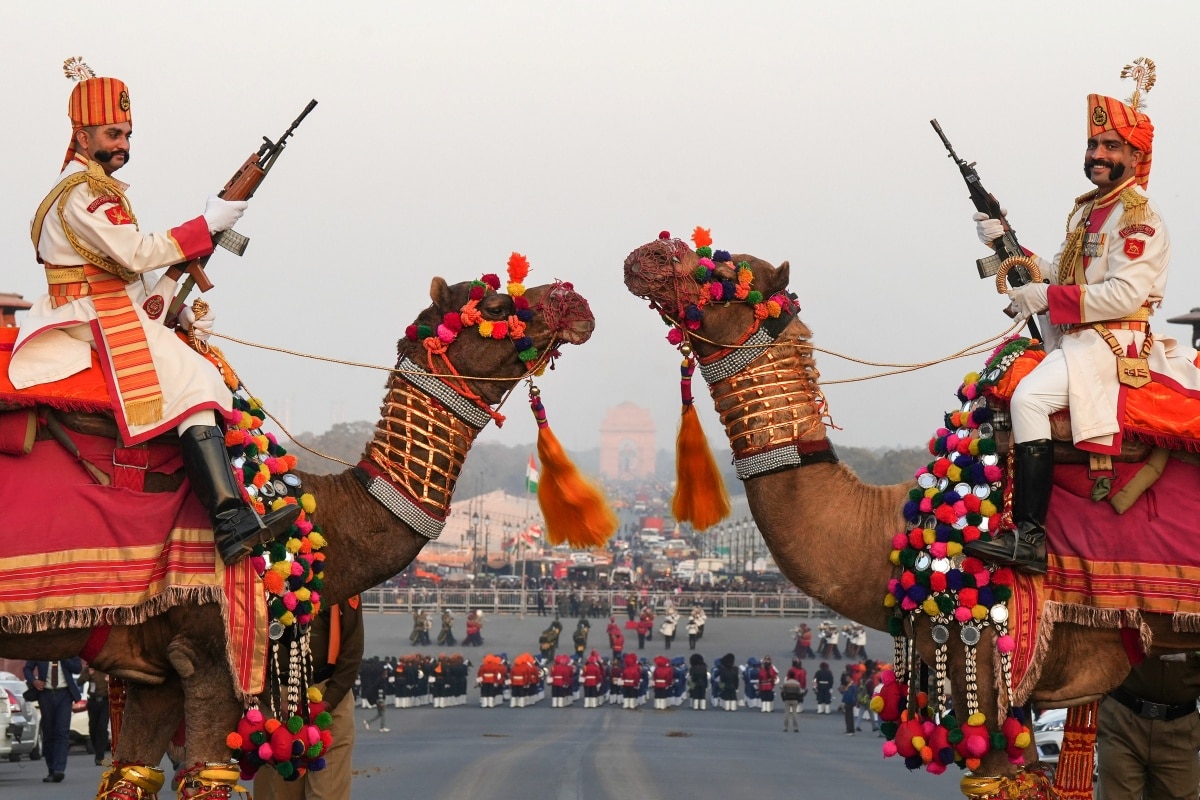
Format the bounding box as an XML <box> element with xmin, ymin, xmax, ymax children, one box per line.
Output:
<box><xmin>1087</xmin><ymin>93</ymin><xmax>1153</xmax><ymax>189</ymax></box>
<box><xmin>61</xmin><ymin>58</ymin><xmax>131</xmax><ymax>170</ymax></box>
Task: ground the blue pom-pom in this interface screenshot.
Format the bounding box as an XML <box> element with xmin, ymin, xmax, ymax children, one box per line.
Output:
<box><xmin>514</xmin><ymin>336</ymin><xmax>534</xmax><ymax>351</ymax></box>
<box><xmin>309</xmin><ymin>757</ymin><xmax>327</xmax><ymax>771</ymax></box>
<box><xmin>287</xmin><ymin>576</ymin><xmax>304</xmax><ymax>591</ymax></box>
<box><xmin>902</xmin><ymin>500</ymin><xmax>920</xmax><ymax>521</ymax></box>
<box><xmin>907</xmin><ymin>585</ymin><xmax>929</xmax><ymax>603</ymax></box>
<box><xmin>713</xmin><ymin>249</ymin><xmax>731</xmax><ymax>262</ymax></box>
<box><xmin>978</xmin><ymin>585</ymin><xmax>994</xmax><ymax>606</ymax></box>
<box><xmin>904</xmin><ymin>754</ymin><xmax>924</xmax><ymax>771</ymax></box>
<box><xmin>684</xmin><ymin>305</ymin><xmax>703</xmax><ymax>322</ymax></box>
<box><xmin>946</xmin><ymin>570</ymin><xmax>964</xmax><ymax>591</ymax></box>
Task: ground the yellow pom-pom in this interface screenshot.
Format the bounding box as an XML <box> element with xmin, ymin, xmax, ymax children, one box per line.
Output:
<box><xmin>968</xmin><ymin>439</ymin><xmax>980</xmax><ymax>455</ymax></box>
<box><xmin>271</xmin><ymin>498</ymin><xmax>290</xmax><ymax>513</ymax></box>
<box><xmin>946</xmin><ymin>542</ymin><xmax>963</xmax><ymax>556</ymax></box>
<box><xmin>272</xmin><ymin>561</ymin><xmax>291</xmax><ymax>577</ymax></box>
<box><xmin>295</xmin><ymin>587</ymin><xmax>311</xmax><ymax>602</ymax></box>
<box><xmin>912</xmin><ymin>736</ymin><xmax>926</xmax><ymax>750</ymax></box>
<box><xmin>308</xmin><ymin>686</ymin><xmax>323</xmax><ymax>703</ymax></box>
<box><xmin>967</xmin><ymin>712</ymin><xmax>986</xmax><ymax>727</ymax></box>
<box><xmin>285</xmin><ymin>538</ymin><xmax>302</xmax><ymax>554</ymax></box>
<box><xmin>883</xmin><ymin>594</ymin><xmax>897</xmax><ymax>607</ymax></box>
<box><xmin>1014</xmin><ymin>731</ymin><xmax>1031</xmax><ymax>748</ymax></box>
<box><xmin>922</xmin><ymin>598</ymin><xmax>940</xmax><ymax>616</ymax></box>
<box><xmin>889</xmin><ymin>551</ymin><xmax>901</xmax><ymax>565</ymax></box>
<box><xmin>309</xmin><ymin>532</ymin><xmax>327</xmax><ymax>549</ymax></box>
<box><xmin>963</xmin><ymin>372</ymin><xmax>980</xmax><ymax>385</ymax></box>
<box><xmin>972</xmin><ymin>604</ymin><xmax>989</xmax><ymax>620</ymax></box>
<box><xmin>239</xmin><ymin>411</ymin><xmax>254</xmax><ymax>430</ymax></box>
<box><xmin>946</xmin><ymin>465</ymin><xmax>962</xmax><ymax>482</ymax></box>
<box><xmin>923</xmin><ymin>528</ymin><xmax>936</xmax><ymax>545</ymax></box>
<box><xmin>248</xmin><ymin>397</ymin><xmax>264</xmax><ymax>411</ymax></box>
<box><xmin>280</xmin><ymin>611</ymin><xmax>295</xmax><ymax>626</ymax></box>
<box><xmin>924</xmin><ymin>487</ymin><xmax>938</xmax><ymax>499</ymax></box>
<box><xmin>301</xmin><ymin>494</ymin><xmax>317</xmax><ymax>514</ymax></box>
<box><xmin>478</xmin><ymin>320</ymin><xmax>494</xmax><ymax>337</ymax></box>
<box><xmin>870</xmin><ymin>696</ymin><xmax>884</xmax><ymax>713</ymax></box>
<box><xmin>980</xmin><ymin>500</ymin><xmax>997</xmax><ymax>516</ymax></box>
<box><xmin>506</xmin><ymin>282</ymin><xmax>526</xmax><ymax>297</ymax></box>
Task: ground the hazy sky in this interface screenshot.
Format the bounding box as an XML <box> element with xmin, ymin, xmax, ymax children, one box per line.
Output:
<box><xmin>7</xmin><ymin>1</ymin><xmax>1200</xmax><ymax>460</ymax></box>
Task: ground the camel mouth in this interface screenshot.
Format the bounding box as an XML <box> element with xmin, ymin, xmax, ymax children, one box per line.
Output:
<box><xmin>530</xmin><ymin>281</ymin><xmax>595</xmax><ymax>346</ymax></box>
<box><xmin>623</xmin><ymin>238</ymin><xmax>696</xmax><ymax>313</ymax></box>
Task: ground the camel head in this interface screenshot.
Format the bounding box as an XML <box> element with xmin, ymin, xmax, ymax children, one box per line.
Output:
<box><xmin>397</xmin><ymin>276</ymin><xmax>595</xmax><ymax>405</ymax></box>
<box><xmin>623</xmin><ymin>233</ymin><xmax>800</xmax><ymax>359</ymax></box>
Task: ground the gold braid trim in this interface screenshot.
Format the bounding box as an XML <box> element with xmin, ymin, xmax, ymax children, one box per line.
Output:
<box><xmin>97</xmin><ymin>763</ymin><xmax>166</xmax><ymax>799</ymax></box>
<box><xmin>56</xmin><ymin>162</ymin><xmax>139</xmax><ymax>283</ymax></box>
<box><xmin>1057</xmin><ymin>193</ymin><xmax>1096</xmax><ymax>287</ymax></box>
<box><xmin>1118</xmin><ymin>187</ymin><xmax>1152</xmax><ymax>228</ymax></box>
<box><xmin>959</xmin><ymin>769</ymin><xmax>1054</xmax><ymax>799</ymax></box>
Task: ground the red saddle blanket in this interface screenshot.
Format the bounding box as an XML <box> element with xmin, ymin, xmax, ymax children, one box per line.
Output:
<box><xmin>0</xmin><ymin>326</ymin><xmax>112</xmax><ymax>412</ymax></box>
<box><xmin>0</xmin><ymin>331</ymin><xmax>268</xmax><ymax>694</ymax></box>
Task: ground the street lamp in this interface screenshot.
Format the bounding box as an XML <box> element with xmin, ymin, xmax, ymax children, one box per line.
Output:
<box><xmin>482</xmin><ymin>514</ymin><xmax>490</xmax><ymax>576</ymax></box>
<box><xmin>470</xmin><ymin>511</ymin><xmax>480</xmax><ymax>576</ymax></box>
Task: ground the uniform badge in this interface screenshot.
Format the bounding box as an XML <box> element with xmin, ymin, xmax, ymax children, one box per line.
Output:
<box><xmin>1091</xmin><ymin>105</ymin><xmax>1108</xmax><ymax>127</ymax></box>
<box><xmin>143</xmin><ymin>295</ymin><xmax>164</xmax><ymax>320</ymax></box>
<box><xmin>119</xmin><ymin>90</ymin><xmax>130</xmax><ymax>112</ymax></box>
<box><xmin>1119</xmin><ymin>223</ymin><xmax>1156</xmax><ymax>238</ymax></box>
<box><xmin>105</xmin><ymin>205</ymin><xmax>132</xmax><ymax>225</ymax></box>
<box><xmin>1124</xmin><ymin>238</ymin><xmax>1146</xmax><ymax>258</ymax></box>
<box><xmin>87</xmin><ymin>195</ymin><xmax>120</xmax><ymax>213</ymax></box>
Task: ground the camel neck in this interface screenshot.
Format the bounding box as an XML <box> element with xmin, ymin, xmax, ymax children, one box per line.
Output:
<box><xmin>361</xmin><ymin>364</ymin><xmax>485</xmax><ymax>521</ymax></box>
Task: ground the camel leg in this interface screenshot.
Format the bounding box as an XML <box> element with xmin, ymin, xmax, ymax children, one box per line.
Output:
<box><xmin>97</xmin><ymin>678</ymin><xmax>182</xmax><ymax>798</ymax></box>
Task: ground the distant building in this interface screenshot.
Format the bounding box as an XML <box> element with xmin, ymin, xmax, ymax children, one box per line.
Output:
<box><xmin>599</xmin><ymin>402</ymin><xmax>655</xmax><ymax>480</ymax></box>
<box><xmin>0</xmin><ymin>292</ymin><xmax>31</xmax><ymax>327</ymax></box>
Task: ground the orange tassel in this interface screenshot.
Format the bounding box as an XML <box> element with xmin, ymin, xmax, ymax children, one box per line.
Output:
<box><xmin>673</xmin><ymin>403</ymin><xmax>731</xmax><ymax>530</ymax></box>
<box><xmin>529</xmin><ymin>390</ymin><xmax>617</xmax><ymax>548</ymax></box>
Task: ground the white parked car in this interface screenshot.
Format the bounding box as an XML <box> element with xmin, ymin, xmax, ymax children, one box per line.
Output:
<box><xmin>0</xmin><ymin>671</ymin><xmax>41</xmax><ymax>762</ymax></box>
<box><xmin>1032</xmin><ymin>708</ymin><xmax>1067</xmax><ymax>781</ymax></box>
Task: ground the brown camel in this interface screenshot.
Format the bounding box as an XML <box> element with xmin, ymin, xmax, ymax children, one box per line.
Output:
<box><xmin>623</xmin><ymin>235</ymin><xmax>1200</xmax><ymax>794</ymax></box>
<box><xmin>0</xmin><ymin>276</ymin><xmax>595</xmax><ymax>795</ymax></box>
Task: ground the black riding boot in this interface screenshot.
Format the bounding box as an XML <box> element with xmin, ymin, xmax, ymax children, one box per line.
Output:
<box><xmin>963</xmin><ymin>439</ymin><xmax>1052</xmax><ymax>574</ymax></box>
<box><xmin>180</xmin><ymin>425</ymin><xmax>302</xmax><ymax>565</ymax></box>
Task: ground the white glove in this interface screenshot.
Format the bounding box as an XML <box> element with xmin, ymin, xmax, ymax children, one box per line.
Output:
<box><xmin>178</xmin><ymin>303</ymin><xmax>216</xmax><ymax>342</ymax></box>
<box><xmin>202</xmin><ymin>196</ymin><xmax>248</xmax><ymax>233</ymax></box>
<box><xmin>973</xmin><ymin>211</ymin><xmax>1006</xmax><ymax>247</ymax></box>
<box><xmin>1006</xmin><ymin>282</ymin><xmax>1049</xmax><ymax>320</ymax></box>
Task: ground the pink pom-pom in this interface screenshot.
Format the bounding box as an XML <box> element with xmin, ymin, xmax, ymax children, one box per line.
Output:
<box><xmin>927</xmin><ymin>762</ymin><xmax>947</xmax><ymax>775</ymax></box>
<box><xmin>966</xmin><ymin>734</ymin><xmax>989</xmax><ymax>757</ymax></box>
<box><xmin>983</xmin><ymin>465</ymin><xmax>1003</xmax><ymax>482</ymax></box>
<box><xmin>283</xmin><ymin>593</ymin><xmax>298</xmax><ymax>610</ymax></box>
<box><xmin>250</xmin><ymin>555</ymin><xmax>267</xmax><ymax>574</ymax></box>
<box><xmin>296</xmin><ymin>519</ymin><xmax>313</xmax><ymax>535</ymax></box>
<box><xmin>258</xmin><ymin>742</ymin><xmax>273</xmax><ymax>761</ymax></box>
<box><xmin>309</xmin><ymin>591</ymin><xmax>321</xmax><ymax>606</ymax></box>
<box><xmin>974</xmin><ymin>569</ymin><xmax>990</xmax><ymax>587</ymax></box>
<box><xmin>685</xmin><ymin>318</ymin><xmax>701</xmax><ymax>331</ymax></box>
<box><xmin>666</xmin><ymin>328</ymin><xmax>684</xmax><ymax>345</ymax></box>
<box><xmin>887</xmin><ymin>577</ymin><xmax>900</xmax><ymax>593</ymax></box>
<box><xmin>882</xmin><ymin>741</ymin><xmax>898</xmax><ymax>757</ymax></box>
<box><xmin>709</xmin><ymin>283</ymin><xmax>723</xmax><ymax>300</ymax></box>
<box><xmin>997</xmin><ymin>634</ymin><xmax>1016</xmax><ymax>654</ymax></box>
<box><xmin>297</xmin><ymin>614</ymin><xmax>312</xmax><ymax>625</ymax></box>
<box><xmin>436</xmin><ymin>324</ymin><xmax>456</xmax><ymax>343</ymax></box>
<box><xmin>945</xmin><ymin>434</ymin><xmax>960</xmax><ymax>451</ymax></box>
<box><xmin>698</xmin><ymin>257</ymin><xmax>715</xmax><ymax>269</ymax></box>
<box><xmin>901</xmin><ymin>597</ymin><xmax>918</xmax><ymax>611</ymax></box>
<box><xmin>246</xmin><ymin>708</ymin><xmax>264</xmax><ymax>725</ymax></box>
<box><xmin>291</xmin><ymin>561</ymin><xmax>305</xmax><ymax>576</ymax></box>
<box><xmin>919</xmin><ymin>498</ymin><xmax>933</xmax><ymax>513</ymax></box>
<box><xmin>954</xmin><ymin>606</ymin><xmax>973</xmax><ymax>623</ymax></box>
<box><xmin>892</xmin><ymin>533</ymin><xmax>908</xmax><ymax>550</ymax></box>
<box><xmin>930</xmin><ymin>542</ymin><xmax>948</xmax><ymax>559</ymax></box>
<box><xmin>962</xmin><ymin>384</ymin><xmax>978</xmax><ymax>400</ymax></box>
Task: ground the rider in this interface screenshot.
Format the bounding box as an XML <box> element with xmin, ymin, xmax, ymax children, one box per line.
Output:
<box><xmin>8</xmin><ymin>59</ymin><xmax>299</xmax><ymax>565</ymax></box>
<box><xmin>965</xmin><ymin>61</ymin><xmax>1200</xmax><ymax>574</ymax></box>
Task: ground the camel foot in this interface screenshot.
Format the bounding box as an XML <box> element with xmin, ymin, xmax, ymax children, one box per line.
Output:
<box><xmin>97</xmin><ymin>762</ymin><xmax>166</xmax><ymax>800</ymax></box>
<box><xmin>175</xmin><ymin>762</ymin><xmax>242</xmax><ymax>799</ymax></box>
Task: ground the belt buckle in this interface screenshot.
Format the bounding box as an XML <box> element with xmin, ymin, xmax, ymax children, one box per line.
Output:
<box><xmin>1140</xmin><ymin>699</ymin><xmax>1169</xmax><ymax>719</ymax></box>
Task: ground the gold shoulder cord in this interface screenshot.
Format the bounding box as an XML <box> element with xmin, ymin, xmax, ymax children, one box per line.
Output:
<box><xmin>51</xmin><ymin>162</ymin><xmax>140</xmax><ymax>283</ymax></box>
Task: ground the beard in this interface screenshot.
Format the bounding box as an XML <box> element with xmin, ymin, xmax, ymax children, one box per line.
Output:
<box><xmin>1084</xmin><ymin>158</ymin><xmax>1125</xmax><ymax>183</ymax></box>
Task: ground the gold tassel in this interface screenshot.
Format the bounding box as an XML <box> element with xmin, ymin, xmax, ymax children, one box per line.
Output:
<box><xmin>671</xmin><ymin>349</ymin><xmax>730</xmax><ymax>530</ymax></box>
<box><xmin>529</xmin><ymin>387</ymin><xmax>617</xmax><ymax>548</ymax></box>
<box><xmin>1118</xmin><ymin>188</ymin><xmax>1152</xmax><ymax>229</ymax></box>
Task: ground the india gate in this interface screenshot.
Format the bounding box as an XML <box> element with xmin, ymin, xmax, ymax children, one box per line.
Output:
<box><xmin>598</xmin><ymin>402</ymin><xmax>655</xmax><ymax>480</ymax></box>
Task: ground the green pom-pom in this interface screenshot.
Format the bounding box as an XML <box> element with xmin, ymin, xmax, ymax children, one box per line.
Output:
<box><xmin>417</xmin><ymin>324</ymin><xmax>433</xmax><ymax>339</ymax></box>
<box><xmin>887</xmin><ymin>617</ymin><xmax>904</xmax><ymax>636</ymax></box>
<box><xmin>244</xmin><ymin>443</ymin><xmax>260</xmax><ymax>459</ymax></box>
<box><xmin>746</xmin><ymin>290</ymin><xmax>763</xmax><ymax>304</ymax></box>
<box><xmin>942</xmin><ymin>712</ymin><xmax>961</xmax><ymax>729</ymax></box>
<box><xmin>518</xmin><ymin>347</ymin><xmax>539</xmax><ymax>362</ymax></box>
<box><xmin>287</xmin><ymin>715</ymin><xmax>304</xmax><ymax>734</ymax></box>
<box><xmin>899</xmin><ymin>549</ymin><xmax>917</xmax><ymax>568</ymax></box>
<box><xmin>976</xmin><ymin>438</ymin><xmax>997</xmax><ymax>455</ymax></box>
<box><xmin>307</xmin><ymin>742</ymin><xmax>323</xmax><ymax>758</ymax></box>
<box><xmin>936</xmin><ymin>595</ymin><xmax>955</xmax><ymax>614</ymax></box>
<box><xmin>315</xmin><ymin>711</ymin><xmax>333</xmax><ymax>729</ymax></box>
<box><xmin>993</xmin><ymin>586</ymin><xmax>1012</xmax><ymax>602</ymax></box>
<box><xmin>692</xmin><ymin>266</ymin><xmax>709</xmax><ymax>281</ymax></box>
<box><xmin>966</xmin><ymin>512</ymin><xmax>983</xmax><ymax>526</ymax></box>
<box><xmin>695</xmin><ymin>246</ymin><xmax>712</xmax><ymax>258</ymax></box>
<box><xmin>880</xmin><ymin>721</ymin><xmax>899</xmax><ymax>739</ymax></box>
<box><xmin>311</xmin><ymin>577</ymin><xmax>325</xmax><ymax>590</ymax></box>
<box><xmin>276</xmin><ymin>761</ymin><xmax>294</xmax><ymax>779</ymax></box>
<box><xmin>271</xmin><ymin>598</ymin><xmax>287</xmax><ymax>615</ymax></box>
<box><xmin>947</xmin><ymin>727</ymin><xmax>964</xmax><ymax>744</ymax></box>
<box><xmin>250</xmin><ymin>731</ymin><xmax>267</xmax><ymax>746</ymax></box>
<box><xmin>909</xmin><ymin>488</ymin><xmax>923</xmax><ymax>501</ymax></box>
<box><xmin>990</xmin><ymin>731</ymin><xmax>1007</xmax><ymax>750</ymax></box>
<box><xmin>270</xmin><ymin>542</ymin><xmax>288</xmax><ymax>562</ymax></box>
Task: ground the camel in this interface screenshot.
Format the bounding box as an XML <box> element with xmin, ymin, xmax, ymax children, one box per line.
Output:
<box><xmin>623</xmin><ymin>233</ymin><xmax>1200</xmax><ymax>796</ymax></box>
<box><xmin>0</xmin><ymin>275</ymin><xmax>595</xmax><ymax>797</ymax></box>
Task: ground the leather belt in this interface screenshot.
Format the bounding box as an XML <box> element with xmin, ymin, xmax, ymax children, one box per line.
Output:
<box><xmin>1109</xmin><ymin>684</ymin><xmax>1197</xmax><ymax>721</ymax></box>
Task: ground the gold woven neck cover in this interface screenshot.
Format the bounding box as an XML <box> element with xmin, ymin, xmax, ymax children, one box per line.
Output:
<box><xmin>705</xmin><ymin>333</ymin><xmax>828</xmax><ymax>458</ymax></box>
<box><xmin>362</xmin><ymin>370</ymin><xmax>482</xmax><ymax>519</ymax></box>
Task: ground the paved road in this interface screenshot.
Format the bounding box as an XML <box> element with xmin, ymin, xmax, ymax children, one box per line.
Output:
<box><xmin>2</xmin><ymin>613</ymin><xmax>966</xmax><ymax>799</ymax></box>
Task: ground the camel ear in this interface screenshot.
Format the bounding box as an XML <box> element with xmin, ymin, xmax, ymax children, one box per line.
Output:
<box><xmin>429</xmin><ymin>277</ymin><xmax>452</xmax><ymax>308</ymax></box>
<box><xmin>768</xmin><ymin>261</ymin><xmax>791</xmax><ymax>296</ymax></box>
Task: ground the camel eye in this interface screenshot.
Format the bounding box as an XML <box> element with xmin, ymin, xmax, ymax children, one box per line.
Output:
<box><xmin>479</xmin><ymin>296</ymin><xmax>512</xmax><ymax>320</ymax></box>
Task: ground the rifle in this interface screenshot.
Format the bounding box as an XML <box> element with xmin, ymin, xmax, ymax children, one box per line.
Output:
<box><xmin>165</xmin><ymin>99</ymin><xmax>318</xmax><ymax>326</ymax></box>
<box><xmin>930</xmin><ymin>119</ymin><xmax>1041</xmax><ymax>341</ymax></box>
